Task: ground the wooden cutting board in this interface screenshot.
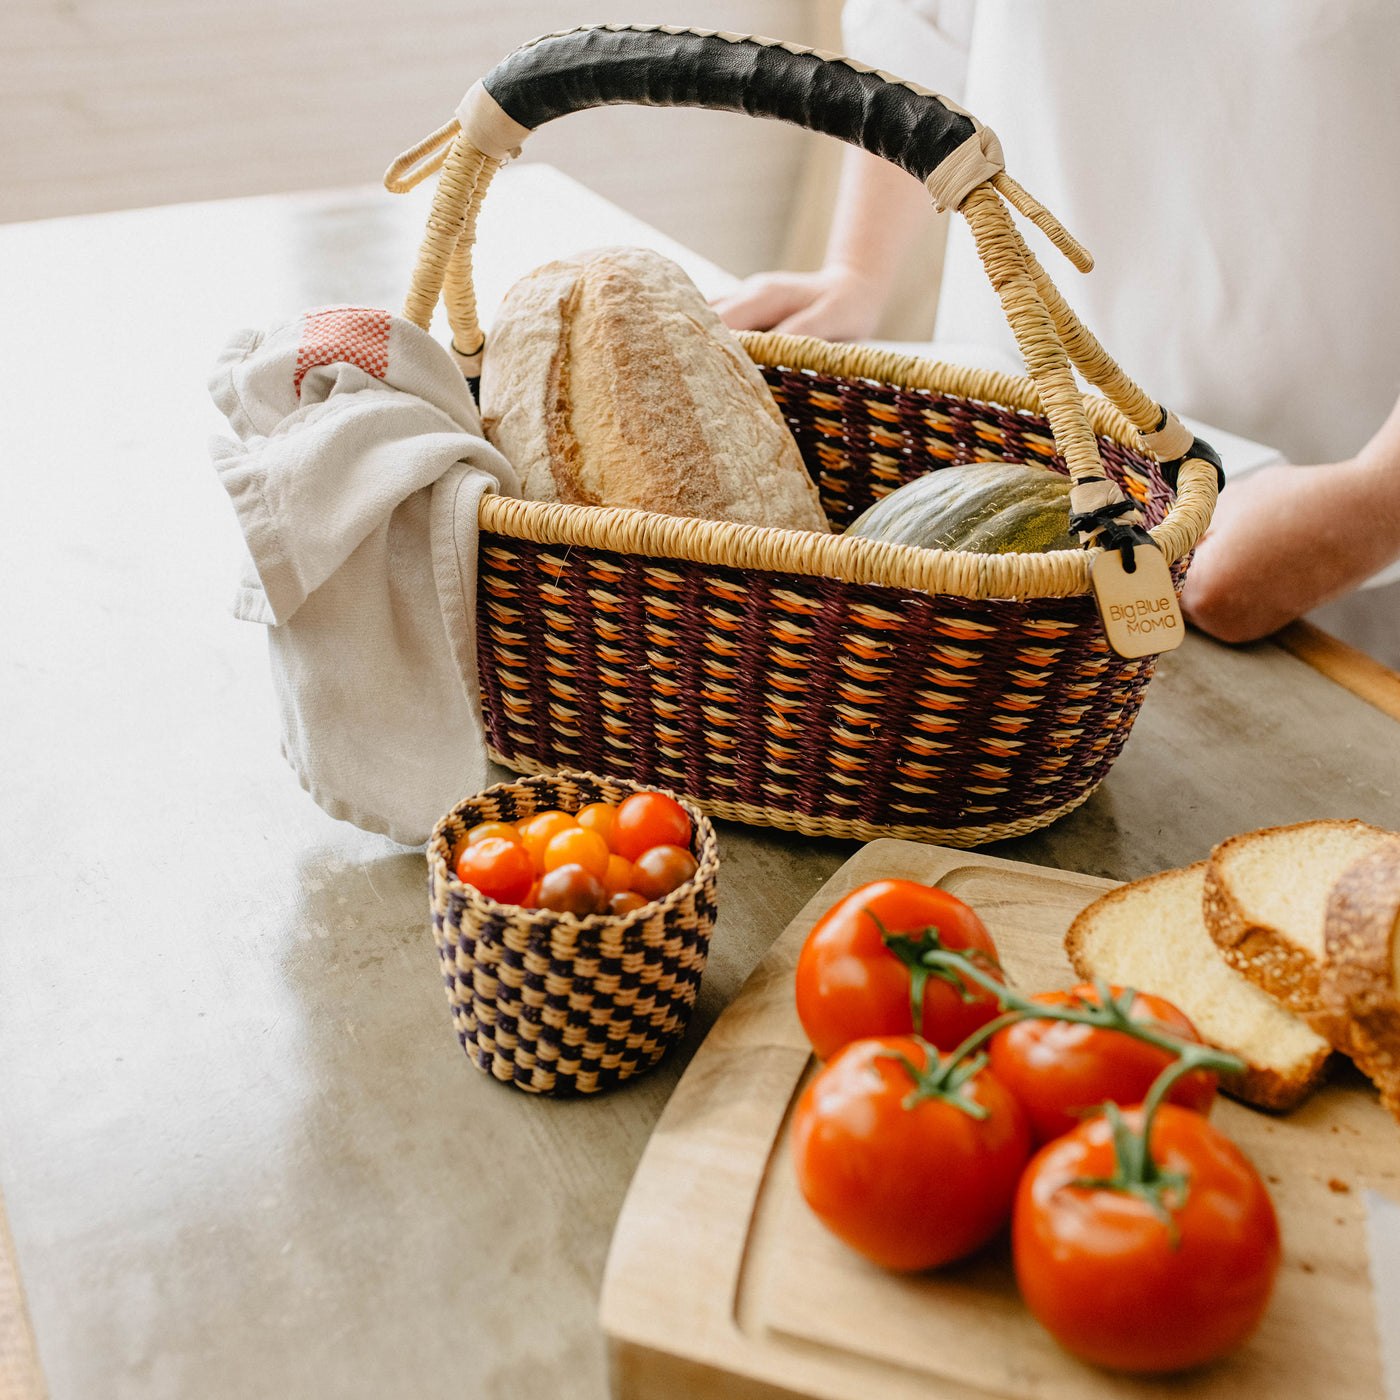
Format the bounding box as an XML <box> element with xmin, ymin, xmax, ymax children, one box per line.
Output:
<box><xmin>600</xmin><ymin>839</ymin><xmax>1399</xmax><ymax>1400</ymax></box>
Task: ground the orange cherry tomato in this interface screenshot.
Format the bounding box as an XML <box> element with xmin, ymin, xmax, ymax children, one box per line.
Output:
<box><xmin>536</xmin><ymin>864</ymin><xmax>606</xmax><ymax>916</ymax></box>
<box><xmin>631</xmin><ymin>845</ymin><xmax>699</xmax><ymax>900</ymax></box>
<box><xmin>608</xmin><ymin>891</ymin><xmax>648</xmax><ymax>917</ymax></box>
<box><xmin>612</xmin><ymin>792</ymin><xmax>692</xmax><ymax>862</ymax></box>
<box><xmin>543</xmin><ymin>826</ymin><xmax>611</xmax><ymax>880</ymax></box>
<box><xmin>1014</xmin><ymin>1104</ymin><xmax>1280</xmax><ymax>1372</ymax></box>
<box><xmin>602</xmin><ymin>854</ymin><xmax>635</xmax><ymax>897</ymax></box>
<box><xmin>519</xmin><ymin>810</ymin><xmax>578</xmax><ymax>873</ymax></box>
<box><xmin>454</xmin><ymin>836</ymin><xmax>534</xmax><ymax>904</ymax></box>
<box><xmin>465</xmin><ymin>820</ymin><xmax>522</xmax><ymax>847</ymax></box>
<box><xmin>575</xmin><ymin>802</ymin><xmax>618</xmax><ymax>846</ymax></box>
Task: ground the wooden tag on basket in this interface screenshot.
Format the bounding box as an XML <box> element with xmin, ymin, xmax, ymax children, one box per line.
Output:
<box><xmin>1089</xmin><ymin>543</ymin><xmax>1184</xmax><ymax>658</ymax></box>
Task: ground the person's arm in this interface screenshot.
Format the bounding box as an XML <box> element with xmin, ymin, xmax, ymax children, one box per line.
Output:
<box><xmin>1180</xmin><ymin>390</ymin><xmax>1400</xmax><ymax>643</ymax></box>
<box><xmin>712</xmin><ymin>145</ymin><xmax>930</xmax><ymax>340</ymax></box>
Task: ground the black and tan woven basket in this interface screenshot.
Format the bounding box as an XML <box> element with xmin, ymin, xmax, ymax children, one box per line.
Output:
<box><xmin>391</xmin><ymin>26</ymin><xmax>1223</xmax><ymax>849</ymax></box>
<box><xmin>427</xmin><ymin>770</ymin><xmax>719</xmax><ymax>1095</ymax></box>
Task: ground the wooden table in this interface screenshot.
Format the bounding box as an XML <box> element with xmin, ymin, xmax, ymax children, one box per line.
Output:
<box><xmin>2</xmin><ymin>165</ymin><xmax>1398</xmax><ymax>1400</ymax></box>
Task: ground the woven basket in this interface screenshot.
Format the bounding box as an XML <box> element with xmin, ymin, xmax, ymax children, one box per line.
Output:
<box><xmin>427</xmin><ymin>770</ymin><xmax>719</xmax><ymax>1095</ymax></box>
<box><xmin>390</xmin><ymin>26</ymin><xmax>1222</xmax><ymax>848</ymax></box>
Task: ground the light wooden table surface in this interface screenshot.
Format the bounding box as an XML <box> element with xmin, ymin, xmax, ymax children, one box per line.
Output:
<box><xmin>2</xmin><ymin>164</ymin><xmax>1398</xmax><ymax>1400</ymax></box>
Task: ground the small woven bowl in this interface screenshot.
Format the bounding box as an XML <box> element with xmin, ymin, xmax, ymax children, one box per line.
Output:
<box><xmin>427</xmin><ymin>770</ymin><xmax>720</xmax><ymax>1095</ymax></box>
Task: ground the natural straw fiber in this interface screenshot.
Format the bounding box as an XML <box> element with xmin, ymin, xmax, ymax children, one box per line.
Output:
<box><xmin>390</xmin><ymin>39</ymin><xmax>1221</xmax><ymax>847</ymax></box>
<box><xmin>427</xmin><ymin>771</ymin><xmax>719</xmax><ymax>1095</ymax></box>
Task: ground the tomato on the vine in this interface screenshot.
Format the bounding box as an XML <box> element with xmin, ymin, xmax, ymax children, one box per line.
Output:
<box><xmin>791</xmin><ymin>1035</ymin><xmax>1030</xmax><ymax>1272</ymax></box>
<box><xmin>1014</xmin><ymin>1102</ymin><xmax>1280</xmax><ymax>1372</ymax></box>
<box><xmin>988</xmin><ymin>985</ymin><xmax>1217</xmax><ymax>1145</ymax></box>
<box><xmin>794</xmin><ymin>880</ymin><xmax>1003</xmax><ymax>1059</ymax></box>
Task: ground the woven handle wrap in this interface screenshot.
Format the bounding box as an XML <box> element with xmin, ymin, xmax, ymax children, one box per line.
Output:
<box><xmin>479</xmin><ymin>27</ymin><xmax>980</xmax><ymax>183</ymax></box>
<box><xmin>388</xmin><ymin>24</ymin><xmax>1220</xmax><ymax>559</ymax></box>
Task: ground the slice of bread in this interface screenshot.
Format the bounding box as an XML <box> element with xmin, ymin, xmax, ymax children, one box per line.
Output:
<box><xmin>1204</xmin><ymin>819</ymin><xmax>1391</xmax><ymax>1016</ymax></box>
<box><xmin>1320</xmin><ymin>839</ymin><xmax>1400</xmax><ymax>1121</ymax></box>
<box><xmin>1066</xmin><ymin>863</ymin><xmax>1331</xmax><ymax>1112</ymax></box>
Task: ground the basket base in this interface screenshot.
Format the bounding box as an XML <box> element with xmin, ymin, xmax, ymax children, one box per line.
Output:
<box><xmin>486</xmin><ymin>749</ymin><xmax>1098</xmax><ymax>848</ymax></box>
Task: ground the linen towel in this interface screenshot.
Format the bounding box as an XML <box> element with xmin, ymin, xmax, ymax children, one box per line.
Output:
<box><xmin>209</xmin><ymin>305</ymin><xmax>520</xmax><ymax>845</ymax></box>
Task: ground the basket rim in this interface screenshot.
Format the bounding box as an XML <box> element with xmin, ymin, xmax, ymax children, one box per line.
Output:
<box><xmin>427</xmin><ymin>769</ymin><xmax>719</xmax><ymax>939</ymax></box>
<box><xmin>475</xmin><ymin>334</ymin><xmax>1218</xmax><ymax>602</ymax></box>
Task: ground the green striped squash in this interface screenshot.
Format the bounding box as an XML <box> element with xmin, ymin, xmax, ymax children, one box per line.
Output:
<box><xmin>845</xmin><ymin>462</ymin><xmax>1077</xmax><ymax>555</ymax></box>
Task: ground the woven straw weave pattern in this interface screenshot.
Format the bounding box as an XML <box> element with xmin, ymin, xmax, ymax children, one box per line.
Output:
<box><xmin>475</xmin><ymin>367</ymin><xmax>1180</xmax><ymax>846</ymax></box>
<box><xmin>427</xmin><ymin>772</ymin><xmax>719</xmax><ymax>1095</ymax></box>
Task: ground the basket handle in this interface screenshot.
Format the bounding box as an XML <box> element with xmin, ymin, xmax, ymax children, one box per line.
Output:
<box><xmin>387</xmin><ymin>25</ymin><xmax>1216</xmax><ymax>526</ymax></box>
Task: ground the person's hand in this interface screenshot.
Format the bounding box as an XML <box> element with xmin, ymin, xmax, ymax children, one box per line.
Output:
<box><xmin>712</xmin><ymin>264</ymin><xmax>885</xmax><ymax>341</ymax></box>
<box><xmin>1180</xmin><ymin>458</ymin><xmax>1394</xmax><ymax>642</ymax></box>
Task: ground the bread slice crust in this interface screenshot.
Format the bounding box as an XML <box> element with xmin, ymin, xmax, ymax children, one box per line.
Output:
<box><xmin>1066</xmin><ymin>863</ymin><xmax>1331</xmax><ymax>1113</ymax></box>
<box><xmin>1320</xmin><ymin>839</ymin><xmax>1400</xmax><ymax>1121</ymax></box>
<box><xmin>1204</xmin><ymin>819</ymin><xmax>1389</xmax><ymax>1016</ymax></box>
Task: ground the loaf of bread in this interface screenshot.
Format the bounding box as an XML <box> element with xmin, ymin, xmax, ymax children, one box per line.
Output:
<box><xmin>1065</xmin><ymin>863</ymin><xmax>1332</xmax><ymax>1112</ymax></box>
<box><xmin>1203</xmin><ymin>819</ymin><xmax>1391</xmax><ymax>1017</ymax></box>
<box><xmin>1319</xmin><ymin>840</ymin><xmax>1400</xmax><ymax>1120</ymax></box>
<box><xmin>479</xmin><ymin>246</ymin><xmax>830</xmax><ymax>533</ymax></box>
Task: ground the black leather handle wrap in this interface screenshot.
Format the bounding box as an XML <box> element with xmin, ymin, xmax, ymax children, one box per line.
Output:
<box><xmin>481</xmin><ymin>27</ymin><xmax>977</xmax><ymax>182</ymax></box>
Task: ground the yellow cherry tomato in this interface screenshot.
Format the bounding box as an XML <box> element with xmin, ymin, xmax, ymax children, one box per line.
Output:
<box><xmin>543</xmin><ymin>826</ymin><xmax>611</xmax><ymax>881</ymax></box>
<box><xmin>519</xmin><ymin>810</ymin><xmax>578</xmax><ymax>873</ymax></box>
<box><xmin>465</xmin><ymin>820</ymin><xmax>522</xmax><ymax>847</ymax></box>
<box><xmin>575</xmin><ymin>801</ymin><xmax>619</xmax><ymax>847</ymax></box>
<box><xmin>602</xmin><ymin>853</ymin><xmax>635</xmax><ymax>897</ymax></box>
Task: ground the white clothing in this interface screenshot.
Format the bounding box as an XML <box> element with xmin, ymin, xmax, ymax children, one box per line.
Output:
<box><xmin>843</xmin><ymin>0</ymin><xmax>1400</xmax><ymax>600</ymax></box>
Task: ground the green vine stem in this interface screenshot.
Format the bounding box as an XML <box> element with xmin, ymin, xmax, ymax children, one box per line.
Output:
<box><xmin>875</xmin><ymin>1043</ymin><xmax>995</xmax><ymax>1122</ymax></box>
<box><xmin>869</xmin><ymin>922</ymin><xmax>1246</xmax><ymax>1225</ymax></box>
<box><xmin>913</xmin><ymin>944</ymin><xmax>1243</xmax><ymax>1084</ymax></box>
<box><xmin>1065</xmin><ymin>1051</ymin><xmax>1221</xmax><ymax>1242</ymax></box>
<box><xmin>870</xmin><ymin>912</ymin><xmax>1005</xmax><ymax>1032</ymax></box>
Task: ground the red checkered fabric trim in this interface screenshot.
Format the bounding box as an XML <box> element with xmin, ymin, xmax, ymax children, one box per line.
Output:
<box><xmin>294</xmin><ymin>306</ymin><xmax>391</xmax><ymax>397</ymax></box>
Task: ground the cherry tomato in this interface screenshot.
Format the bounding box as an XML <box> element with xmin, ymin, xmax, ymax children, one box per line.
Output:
<box><xmin>536</xmin><ymin>863</ymin><xmax>606</xmax><ymax>916</ymax></box>
<box><xmin>602</xmin><ymin>854</ymin><xmax>635</xmax><ymax>897</ymax></box>
<box><xmin>575</xmin><ymin>802</ymin><xmax>618</xmax><ymax>846</ymax></box>
<box><xmin>1014</xmin><ymin>1103</ymin><xmax>1280</xmax><ymax>1372</ymax></box>
<box><xmin>454</xmin><ymin>836</ymin><xmax>534</xmax><ymax>904</ymax></box>
<box><xmin>795</xmin><ymin>880</ymin><xmax>1003</xmax><ymax>1060</ymax></box>
<box><xmin>519</xmin><ymin>810</ymin><xmax>577</xmax><ymax>873</ymax></box>
<box><xmin>612</xmin><ymin>792</ymin><xmax>692</xmax><ymax>861</ymax></box>
<box><xmin>542</xmin><ymin>826</ymin><xmax>611</xmax><ymax>880</ymax></box>
<box><xmin>464</xmin><ymin>820</ymin><xmax>522</xmax><ymax>847</ymax></box>
<box><xmin>791</xmin><ymin>1036</ymin><xmax>1030</xmax><ymax>1272</ymax></box>
<box><xmin>631</xmin><ymin>845</ymin><xmax>699</xmax><ymax>900</ymax></box>
<box><xmin>608</xmin><ymin>891</ymin><xmax>648</xmax><ymax>917</ymax></box>
<box><xmin>989</xmin><ymin>985</ymin><xmax>1217</xmax><ymax>1145</ymax></box>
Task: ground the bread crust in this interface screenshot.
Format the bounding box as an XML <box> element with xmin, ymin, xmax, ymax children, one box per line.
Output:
<box><xmin>479</xmin><ymin>246</ymin><xmax>830</xmax><ymax>533</ymax></box>
<box><xmin>1204</xmin><ymin>819</ymin><xmax>1388</xmax><ymax>1016</ymax></box>
<box><xmin>1320</xmin><ymin>839</ymin><xmax>1400</xmax><ymax>1121</ymax></box>
<box><xmin>1065</xmin><ymin>863</ymin><xmax>1330</xmax><ymax>1113</ymax></box>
